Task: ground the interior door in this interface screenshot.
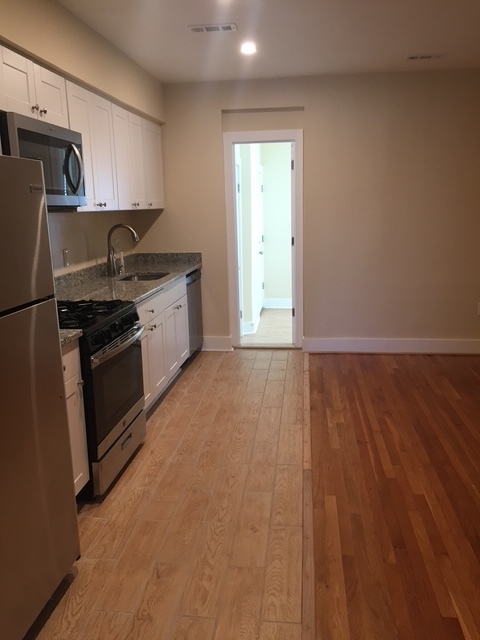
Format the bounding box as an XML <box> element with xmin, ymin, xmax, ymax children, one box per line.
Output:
<box><xmin>251</xmin><ymin>162</ymin><xmax>264</xmax><ymax>327</ymax></box>
<box><xmin>234</xmin><ymin>151</ymin><xmax>245</xmax><ymax>337</ymax></box>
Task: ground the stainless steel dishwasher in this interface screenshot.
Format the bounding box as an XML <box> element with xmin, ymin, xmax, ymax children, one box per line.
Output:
<box><xmin>186</xmin><ymin>269</ymin><xmax>203</xmax><ymax>356</ymax></box>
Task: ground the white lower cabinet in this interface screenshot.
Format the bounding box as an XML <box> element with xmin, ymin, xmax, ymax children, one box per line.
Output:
<box><xmin>62</xmin><ymin>341</ymin><xmax>89</xmax><ymax>495</ymax></box>
<box><xmin>140</xmin><ymin>310</ymin><xmax>168</xmax><ymax>408</ymax></box>
<box><xmin>165</xmin><ymin>294</ymin><xmax>189</xmax><ymax>377</ymax></box>
<box><xmin>137</xmin><ymin>278</ymin><xmax>188</xmax><ymax>409</ymax></box>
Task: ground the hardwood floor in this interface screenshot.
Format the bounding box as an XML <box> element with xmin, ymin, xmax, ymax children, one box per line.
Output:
<box><xmin>309</xmin><ymin>353</ymin><xmax>480</xmax><ymax>640</ymax></box>
<box><xmin>35</xmin><ymin>349</ymin><xmax>306</xmax><ymax>640</ymax></box>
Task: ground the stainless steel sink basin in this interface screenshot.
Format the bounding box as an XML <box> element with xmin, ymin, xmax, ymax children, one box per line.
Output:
<box><xmin>120</xmin><ymin>272</ymin><xmax>169</xmax><ymax>281</ymax></box>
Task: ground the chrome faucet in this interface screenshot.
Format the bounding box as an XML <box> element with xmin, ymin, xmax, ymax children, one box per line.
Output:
<box><xmin>107</xmin><ymin>224</ymin><xmax>139</xmax><ymax>276</ymax></box>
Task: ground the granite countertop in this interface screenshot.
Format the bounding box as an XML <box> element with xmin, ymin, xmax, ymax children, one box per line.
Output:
<box><xmin>60</xmin><ymin>329</ymin><xmax>83</xmax><ymax>347</ymax></box>
<box><xmin>57</xmin><ymin>252</ymin><xmax>201</xmax><ymax>347</ymax></box>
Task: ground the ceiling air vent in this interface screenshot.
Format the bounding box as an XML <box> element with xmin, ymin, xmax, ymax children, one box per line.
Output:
<box><xmin>189</xmin><ymin>23</ymin><xmax>238</xmax><ymax>33</ymax></box>
<box><xmin>407</xmin><ymin>53</ymin><xmax>445</xmax><ymax>61</ymax></box>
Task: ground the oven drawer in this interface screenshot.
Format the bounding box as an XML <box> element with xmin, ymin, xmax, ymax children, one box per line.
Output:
<box><xmin>91</xmin><ymin>409</ymin><xmax>146</xmax><ymax>496</ymax></box>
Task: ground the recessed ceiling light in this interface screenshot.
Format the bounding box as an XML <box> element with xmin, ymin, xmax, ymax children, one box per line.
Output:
<box><xmin>241</xmin><ymin>41</ymin><xmax>257</xmax><ymax>55</ymax></box>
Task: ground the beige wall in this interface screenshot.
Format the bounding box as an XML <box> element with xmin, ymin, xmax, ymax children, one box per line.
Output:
<box><xmin>143</xmin><ymin>71</ymin><xmax>480</xmax><ymax>345</ymax></box>
<box><xmin>0</xmin><ymin>0</ymin><xmax>164</xmax><ymax>121</ymax></box>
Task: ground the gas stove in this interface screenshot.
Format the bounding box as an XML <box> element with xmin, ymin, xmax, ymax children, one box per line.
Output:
<box><xmin>57</xmin><ymin>299</ymin><xmax>139</xmax><ymax>353</ymax></box>
<box><xmin>57</xmin><ymin>297</ymin><xmax>145</xmax><ymax>498</ymax></box>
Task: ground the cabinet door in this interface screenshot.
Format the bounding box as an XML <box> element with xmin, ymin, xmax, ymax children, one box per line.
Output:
<box><xmin>139</xmin><ymin>329</ymin><xmax>152</xmax><ymax>408</ymax></box>
<box><xmin>165</xmin><ymin>303</ymin><xmax>179</xmax><ymax>376</ymax></box>
<box><xmin>165</xmin><ymin>295</ymin><xmax>189</xmax><ymax>376</ymax></box>
<box><xmin>89</xmin><ymin>94</ymin><xmax>118</xmax><ymax>210</ymax></box>
<box><xmin>175</xmin><ymin>295</ymin><xmax>190</xmax><ymax>366</ymax></box>
<box><xmin>66</xmin><ymin>81</ymin><xmax>96</xmax><ymax>210</ymax></box>
<box><xmin>32</xmin><ymin>64</ymin><xmax>69</xmax><ymax>127</ymax></box>
<box><xmin>148</xmin><ymin>313</ymin><xmax>168</xmax><ymax>399</ymax></box>
<box><xmin>143</xmin><ymin>119</ymin><xmax>165</xmax><ymax>209</ymax></box>
<box><xmin>64</xmin><ymin>373</ymin><xmax>89</xmax><ymax>495</ymax></box>
<box><xmin>112</xmin><ymin>104</ymin><xmax>132</xmax><ymax>211</ymax></box>
<box><xmin>128</xmin><ymin>113</ymin><xmax>147</xmax><ymax>209</ymax></box>
<box><xmin>0</xmin><ymin>47</ymin><xmax>36</xmax><ymax>117</ymax></box>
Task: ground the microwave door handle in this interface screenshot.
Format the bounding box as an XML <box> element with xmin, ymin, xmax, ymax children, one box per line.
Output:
<box><xmin>65</xmin><ymin>143</ymin><xmax>84</xmax><ymax>195</ymax></box>
<box><xmin>90</xmin><ymin>325</ymin><xmax>144</xmax><ymax>369</ymax></box>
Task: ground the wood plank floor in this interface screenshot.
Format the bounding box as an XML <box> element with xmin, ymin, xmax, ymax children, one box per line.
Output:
<box><xmin>309</xmin><ymin>353</ymin><xmax>480</xmax><ymax>640</ymax></box>
<box><xmin>241</xmin><ymin>310</ymin><xmax>293</xmax><ymax>348</ymax></box>
<box><xmin>35</xmin><ymin>349</ymin><xmax>306</xmax><ymax>640</ymax></box>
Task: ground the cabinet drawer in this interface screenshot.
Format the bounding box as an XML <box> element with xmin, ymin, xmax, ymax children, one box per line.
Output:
<box><xmin>137</xmin><ymin>292</ymin><xmax>164</xmax><ymax>324</ymax></box>
<box><xmin>62</xmin><ymin>341</ymin><xmax>81</xmax><ymax>382</ymax></box>
<box><xmin>162</xmin><ymin>278</ymin><xmax>186</xmax><ymax>309</ymax></box>
<box><xmin>137</xmin><ymin>277</ymin><xmax>187</xmax><ymax>324</ymax></box>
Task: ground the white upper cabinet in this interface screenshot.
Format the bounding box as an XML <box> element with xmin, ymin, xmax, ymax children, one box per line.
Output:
<box><xmin>65</xmin><ymin>82</ymin><xmax>95</xmax><ymax>210</ymax></box>
<box><xmin>0</xmin><ymin>45</ymin><xmax>165</xmax><ymax>213</ymax></box>
<box><xmin>0</xmin><ymin>47</ymin><xmax>69</xmax><ymax>127</ymax></box>
<box><xmin>143</xmin><ymin>119</ymin><xmax>165</xmax><ymax>209</ymax></box>
<box><xmin>111</xmin><ymin>104</ymin><xmax>131</xmax><ymax>210</ymax></box>
<box><xmin>112</xmin><ymin>106</ymin><xmax>146</xmax><ymax>211</ymax></box>
<box><xmin>89</xmin><ymin>94</ymin><xmax>118</xmax><ymax>210</ymax></box>
<box><xmin>67</xmin><ymin>82</ymin><xmax>118</xmax><ymax>211</ymax></box>
<box><xmin>129</xmin><ymin>113</ymin><xmax>147</xmax><ymax>209</ymax></box>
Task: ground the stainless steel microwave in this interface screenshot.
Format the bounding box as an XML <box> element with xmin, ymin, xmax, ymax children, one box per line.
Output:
<box><xmin>0</xmin><ymin>111</ymin><xmax>87</xmax><ymax>209</ymax></box>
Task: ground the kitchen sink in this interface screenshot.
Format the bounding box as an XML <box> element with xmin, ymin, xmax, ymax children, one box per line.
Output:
<box><xmin>120</xmin><ymin>272</ymin><xmax>170</xmax><ymax>281</ymax></box>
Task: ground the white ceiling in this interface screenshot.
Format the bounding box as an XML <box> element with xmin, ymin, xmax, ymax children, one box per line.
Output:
<box><xmin>56</xmin><ymin>0</ymin><xmax>480</xmax><ymax>84</ymax></box>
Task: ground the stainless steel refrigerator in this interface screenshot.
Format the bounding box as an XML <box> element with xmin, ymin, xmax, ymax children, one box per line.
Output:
<box><xmin>0</xmin><ymin>155</ymin><xmax>80</xmax><ymax>639</ymax></box>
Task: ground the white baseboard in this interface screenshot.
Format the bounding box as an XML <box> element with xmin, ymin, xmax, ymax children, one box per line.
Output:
<box><xmin>302</xmin><ymin>337</ymin><xmax>480</xmax><ymax>354</ymax></box>
<box><xmin>263</xmin><ymin>298</ymin><xmax>292</xmax><ymax>309</ymax></box>
<box><xmin>202</xmin><ymin>336</ymin><xmax>233</xmax><ymax>351</ymax></box>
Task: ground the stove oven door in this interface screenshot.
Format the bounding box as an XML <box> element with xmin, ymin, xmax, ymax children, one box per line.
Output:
<box><xmin>88</xmin><ymin>325</ymin><xmax>145</xmax><ymax>459</ymax></box>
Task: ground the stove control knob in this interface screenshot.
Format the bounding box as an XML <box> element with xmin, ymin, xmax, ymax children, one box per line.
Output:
<box><xmin>91</xmin><ymin>333</ymin><xmax>102</xmax><ymax>349</ymax></box>
<box><xmin>110</xmin><ymin>321</ymin><xmax>121</xmax><ymax>335</ymax></box>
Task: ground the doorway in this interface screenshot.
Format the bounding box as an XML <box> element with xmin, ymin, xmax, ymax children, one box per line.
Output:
<box><xmin>223</xmin><ymin>130</ymin><xmax>303</xmax><ymax>348</ymax></box>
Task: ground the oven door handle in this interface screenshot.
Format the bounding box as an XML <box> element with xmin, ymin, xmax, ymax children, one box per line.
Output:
<box><xmin>90</xmin><ymin>325</ymin><xmax>144</xmax><ymax>369</ymax></box>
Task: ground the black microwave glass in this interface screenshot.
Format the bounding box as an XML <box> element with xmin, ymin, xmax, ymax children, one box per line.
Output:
<box><xmin>0</xmin><ymin>111</ymin><xmax>87</xmax><ymax>210</ymax></box>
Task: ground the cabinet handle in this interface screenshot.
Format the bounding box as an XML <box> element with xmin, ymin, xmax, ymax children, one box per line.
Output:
<box><xmin>96</xmin><ymin>202</ymin><xmax>107</xmax><ymax>207</ymax></box>
<box><xmin>147</xmin><ymin>309</ymin><xmax>155</xmax><ymax>314</ymax></box>
<box><xmin>77</xmin><ymin>379</ymin><xmax>84</xmax><ymax>387</ymax></box>
<box><xmin>148</xmin><ymin>202</ymin><xmax>153</xmax><ymax>207</ymax></box>
<box><xmin>31</xmin><ymin>103</ymin><xmax>39</xmax><ymax>112</ymax></box>
<box><xmin>39</xmin><ymin>108</ymin><xmax>48</xmax><ymax>116</ymax></box>
<box><xmin>148</xmin><ymin>324</ymin><xmax>157</xmax><ymax>331</ymax></box>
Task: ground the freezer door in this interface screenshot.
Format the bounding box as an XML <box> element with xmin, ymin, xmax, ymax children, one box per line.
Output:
<box><xmin>0</xmin><ymin>155</ymin><xmax>55</xmax><ymax>314</ymax></box>
<box><xmin>0</xmin><ymin>298</ymin><xmax>80</xmax><ymax>640</ymax></box>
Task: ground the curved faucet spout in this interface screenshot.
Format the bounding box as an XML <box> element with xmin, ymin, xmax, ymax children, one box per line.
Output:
<box><xmin>107</xmin><ymin>224</ymin><xmax>140</xmax><ymax>277</ymax></box>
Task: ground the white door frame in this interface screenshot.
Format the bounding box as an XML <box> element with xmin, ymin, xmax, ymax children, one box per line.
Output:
<box><xmin>223</xmin><ymin>129</ymin><xmax>304</xmax><ymax>348</ymax></box>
